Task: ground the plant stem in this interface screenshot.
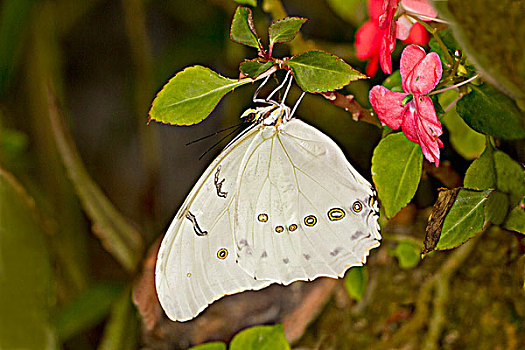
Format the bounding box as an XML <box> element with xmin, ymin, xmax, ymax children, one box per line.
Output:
<box><xmin>262</xmin><ymin>0</ymin><xmax>313</xmax><ymax>55</ymax></box>
<box><xmin>262</xmin><ymin>0</ymin><xmax>380</xmax><ymax>127</ymax></box>
<box><xmin>430</xmin><ymin>74</ymin><xmax>479</xmax><ymax>95</ymax></box>
<box><xmin>413</xmin><ymin>17</ymin><xmax>453</xmax><ymax>65</ymax></box>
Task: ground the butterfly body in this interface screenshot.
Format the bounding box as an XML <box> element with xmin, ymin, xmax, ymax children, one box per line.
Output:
<box><xmin>156</xmin><ymin>109</ymin><xmax>381</xmax><ymax>321</ymax></box>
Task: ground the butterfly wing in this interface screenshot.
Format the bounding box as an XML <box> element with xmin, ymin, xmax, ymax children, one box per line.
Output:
<box><xmin>234</xmin><ymin>118</ymin><xmax>381</xmax><ymax>284</ymax></box>
<box><xmin>155</xmin><ymin>125</ymin><xmax>271</xmax><ymax>322</ymax></box>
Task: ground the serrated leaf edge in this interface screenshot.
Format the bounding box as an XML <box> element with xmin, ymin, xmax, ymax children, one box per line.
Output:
<box><xmin>436</xmin><ymin>189</ymin><xmax>492</xmax><ymax>250</ymax></box>
<box><xmin>268</xmin><ymin>17</ymin><xmax>308</xmax><ymax>45</ymax></box>
<box><xmin>239</xmin><ymin>59</ymin><xmax>274</xmax><ymax>78</ymax></box>
<box><xmin>230</xmin><ymin>6</ymin><xmax>263</xmax><ymax>52</ymax></box>
<box><xmin>285</xmin><ymin>50</ymin><xmax>367</xmax><ymax>93</ymax></box>
<box><xmin>149</xmin><ymin>65</ymin><xmax>252</xmax><ymax>126</ymax></box>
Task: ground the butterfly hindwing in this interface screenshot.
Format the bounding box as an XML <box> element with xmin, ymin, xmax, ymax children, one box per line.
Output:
<box><xmin>234</xmin><ymin>119</ymin><xmax>381</xmax><ymax>284</ymax></box>
<box><xmin>155</xmin><ymin>126</ymin><xmax>270</xmax><ymax>322</ymax></box>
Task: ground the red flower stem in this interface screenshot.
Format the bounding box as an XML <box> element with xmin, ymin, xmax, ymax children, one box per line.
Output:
<box><xmin>321</xmin><ymin>91</ymin><xmax>382</xmax><ymax>127</ymax></box>
<box><xmin>412</xmin><ymin>17</ymin><xmax>453</xmax><ymax>65</ymax></box>
<box><xmin>429</xmin><ymin>74</ymin><xmax>479</xmax><ymax>96</ymax></box>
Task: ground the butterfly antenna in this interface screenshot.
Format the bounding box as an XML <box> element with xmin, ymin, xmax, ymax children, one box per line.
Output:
<box><xmin>198</xmin><ymin>124</ymin><xmax>245</xmax><ymax>160</ymax></box>
<box><xmin>185</xmin><ymin>122</ymin><xmax>246</xmax><ymax>146</ymax></box>
<box><xmin>280</xmin><ymin>71</ymin><xmax>294</xmax><ymax>105</ymax></box>
<box><xmin>253</xmin><ymin>75</ymin><xmax>271</xmax><ymax>104</ymax></box>
<box><xmin>290</xmin><ymin>91</ymin><xmax>306</xmax><ymax>118</ymax></box>
<box><xmin>266</xmin><ymin>70</ymin><xmax>291</xmax><ymax>103</ymax></box>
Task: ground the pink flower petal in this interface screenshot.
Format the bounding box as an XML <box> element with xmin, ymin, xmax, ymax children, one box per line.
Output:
<box><xmin>402</xmin><ymin>22</ymin><xmax>430</xmax><ymax>45</ymax></box>
<box><xmin>366</xmin><ymin>54</ymin><xmax>380</xmax><ymax>77</ymax></box>
<box><xmin>369</xmin><ymin>86</ymin><xmax>408</xmax><ymax>129</ymax></box>
<box><xmin>396</xmin><ymin>15</ymin><xmax>413</xmax><ymax>41</ymax></box>
<box><xmin>401</xmin><ymin>101</ymin><xmax>420</xmax><ymax>143</ymax></box>
<box><xmin>379</xmin><ymin>31</ymin><xmax>396</xmax><ymax>74</ymax></box>
<box><xmin>401</xmin><ymin>96</ymin><xmax>442</xmax><ymax>165</ymax></box>
<box><xmin>355</xmin><ymin>20</ymin><xmax>381</xmax><ymax>60</ymax></box>
<box><xmin>368</xmin><ymin>0</ymin><xmax>385</xmax><ymax>21</ymax></box>
<box><xmin>405</xmin><ymin>51</ymin><xmax>443</xmax><ymax>94</ymax></box>
<box><xmin>400</xmin><ymin>44</ymin><xmax>426</xmax><ymax>92</ymax></box>
<box><xmin>415</xmin><ymin>96</ymin><xmax>442</xmax><ymax>136</ymax></box>
<box><xmin>416</xmin><ymin>121</ymin><xmax>442</xmax><ymax>166</ymax></box>
<box><xmin>401</xmin><ymin>0</ymin><xmax>438</xmax><ymax>19</ymax></box>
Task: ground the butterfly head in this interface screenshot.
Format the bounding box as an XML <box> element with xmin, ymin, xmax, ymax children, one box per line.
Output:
<box><xmin>240</xmin><ymin>104</ymin><xmax>291</xmax><ymax>127</ymax></box>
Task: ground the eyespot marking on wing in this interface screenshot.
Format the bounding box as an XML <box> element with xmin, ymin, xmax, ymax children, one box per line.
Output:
<box><xmin>217</xmin><ymin>248</ymin><xmax>228</xmax><ymax>260</ymax></box>
<box><xmin>352</xmin><ymin>201</ymin><xmax>363</xmax><ymax>213</ymax></box>
<box><xmin>186</xmin><ymin>272</ymin><xmax>191</xmax><ymax>278</ymax></box>
<box><xmin>185</xmin><ymin>211</ymin><xmax>208</xmax><ymax>236</ymax></box>
<box><xmin>304</xmin><ymin>215</ymin><xmax>317</xmax><ymax>227</ymax></box>
<box><xmin>258</xmin><ymin>213</ymin><xmax>268</xmax><ymax>222</ymax></box>
<box><xmin>275</xmin><ymin>225</ymin><xmax>284</xmax><ymax>233</ymax></box>
<box><xmin>289</xmin><ymin>224</ymin><xmax>297</xmax><ymax>232</ymax></box>
<box><xmin>328</xmin><ymin>208</ymin><xmax>345</xmax><ymax>221</ymax></box>
<box><xmin>214</xmin><ymin>165</ymin><xmax>228</xmax><ymax>198</ymax></box>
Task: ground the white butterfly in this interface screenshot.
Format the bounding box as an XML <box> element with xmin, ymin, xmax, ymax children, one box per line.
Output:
<box><xmin>155</xmin><ymin>74</ymin><xmax>381</xmax><ymax>322</ymax></box>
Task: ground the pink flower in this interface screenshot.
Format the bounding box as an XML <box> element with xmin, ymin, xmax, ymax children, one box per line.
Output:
<box><xmin>396</xmin><ymin>0</ymin><xmax>438</xmax><ymax>41</ymax></box>
<box><xmin>369</xmin><ymin>45</ymin><xmax>443</xmax><ymax>165</ymax></box>
<box><xmin>355</xmin><ymin>0</ymin><xmax>436</xmax><ymax>76</ymax></box>
<box><xmin>377</xmin><ymin>0</ymin><xmax>399</xmax><ymax>74</ymax></box>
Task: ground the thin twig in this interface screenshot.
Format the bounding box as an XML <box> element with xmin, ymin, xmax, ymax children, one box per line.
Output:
<box><xmin>321</xmin><ymin>91</ymin><xmax>381</xmax><ymax>127</ymax></box>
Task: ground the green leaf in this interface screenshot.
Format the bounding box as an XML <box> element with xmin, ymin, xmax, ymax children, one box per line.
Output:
<box><xmin>431</xmin><ymin>0</ymin><xmax>525</xmax><ymax>101</ymax></box>
<box><xmin>382</xmin><ymin>69</ymin><xmax>401</xmax><ymax>90</ymax></box>
<box><xmin>393</xmin><ymin>240</ymin><xmax>421</xmax><ymax>269</ymax></box>
<box><xmin>436</xmin><ymin>189</ymin><xmax>492</xmax><ymax>250</ymax></box>
<box><xmin>344</xmin><ymin>266</ymin><xmax>368</xmax><ymax>301</ymax></box>
<box><xmin>0</xmin><ymin>168</ymin><xmax>56</xmax><ymax>349</ymax></box>
<box><xmin>456</xmin><ymin>83</ymin><xmax>525</xmax><ymax>140</ymax></box>
<box><xmin>464</xmin><ymin>145</ymin><xmax>496</xmax><ymax>190</ymax></box>
<box><xmin>189</xmin><ymin>341</ymin><xmax>227</xmax><ymax>350</ymax></box>
<box><xmin>230</xmin><ymin>6</ymin><xmax>261</xmax><ymax>49</ymax></box>
<box><xmin>149</xmin><ymin>66</ymin><xmax>252</xmax><ymax>125</ymax></box>
<box><xmin>503</xmin><ymin>204</ymin><xmax>525</xmax><ymax>234</ymax></box>
<box><xmin>98</xmin><ymin>289</ymin><xmax>139</xmax><ymax>350</ymax></box>
<box><xmin>230</xmin><ymin>324</ymin><xmax>290</xmax><ymax>350</ymax></box>
<box><xmin>240</xmin><ymin>59</ymin><xmax>273</xmax><ymax>78</ymax></box>
<box><xmin>56</xmin><ymin>282</ymin><xmax>124</xmax><ymax>341</ymax></box>
<box><xmin>234</xmin><ymin>0</ymin><xmax>257</xmax><ymax>6</ymax></box>
<box><xmin>48</xmin><ymin>93</ymin><xmax>143</xmax><ymax>272</ymax></box>
<box><xmin>325</xmin><ymin>0</ymin><xmax>367</xmax><ymax>26</ymax></box>
<box><xmin>439</xmin><ymin>90</ymin><xmax>485</xmax><ymax>160</ymax></box>
<box><xmin>371</xmin><ymin>133</ymin><xmax>423</xmax><ymax>219</ymax></box>
<box><xmin>269</xmin><ymin>17</ymin><xmax>307</xmax><ymax>48</ymax></box>
<box><xmin>494</xmin><ymin>151</ymin><xmax>525</xmax><ymax>207</ymax></box>
<box><xmin>484</xmin><ymin>190</ymin><xmax>510</xmax><ymax>226</ymax></box>
<box><xmin>285</xmin><ymin>50</ymin><xmax>366</xmax><ymax>93</ymax></box>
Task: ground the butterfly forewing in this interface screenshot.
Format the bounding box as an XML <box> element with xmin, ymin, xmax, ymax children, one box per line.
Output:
<box><xmin>155</xmin><ymin>126</ymin><xmax>271</xmax><ymax>322</ymax></box>
<box><xmin>234</xmin><ymin>119</ymin><xmax>381</xmax><ymax>284</ymax></box>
